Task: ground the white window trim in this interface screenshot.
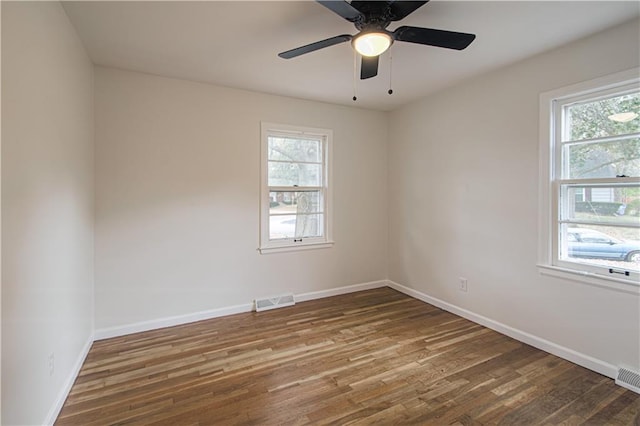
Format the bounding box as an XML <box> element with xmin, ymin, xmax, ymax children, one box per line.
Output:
<box><xmin>538</xmin><ymin>67</ymin><xmax>640</xmax><ymax>294</ymax></box>
<box><xmin>259</xmin><ymin>122</ymin><xmax>334</xmax><ymax>254</ymax></box>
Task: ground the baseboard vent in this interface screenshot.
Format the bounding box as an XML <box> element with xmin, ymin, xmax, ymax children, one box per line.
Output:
<box><xmin>255</xmin><ymin>293</ymin><xmax>295</xmax><ymax>312</ymax></box>
<box><xmin>616</xmin><ymin>367</ymin><xmax>640</xmax><ymax>394</ymax></box>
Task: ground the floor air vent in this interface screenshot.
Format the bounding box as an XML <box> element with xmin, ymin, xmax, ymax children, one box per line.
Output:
<box><xmin>255</xmin><ymin>293</ymin><xmax>295</xmax><ymax>312</ymax></box>
<box><xmin>616</xmin><ymin>367</ymin><xmax>640</xmax><ymax>394</ymax></box>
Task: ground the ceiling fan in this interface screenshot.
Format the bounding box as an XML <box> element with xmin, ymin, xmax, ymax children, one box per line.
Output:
<box><xmin>278</xmin><ymin>1</ymin><xmax>476</xmax><ymax>80</ymax></box>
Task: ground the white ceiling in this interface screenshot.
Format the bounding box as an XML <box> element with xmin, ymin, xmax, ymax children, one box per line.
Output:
<box><xmin>62</xmin><ymin>1</ymin><xmax>639</xmax><ymax>111</ymax></box>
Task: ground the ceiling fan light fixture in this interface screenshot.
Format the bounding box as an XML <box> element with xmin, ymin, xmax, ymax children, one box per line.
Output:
<box><xmin>608</xmin><ymin>112</ymin><xmax>638</xmax><ymax>123</ymax></box>
<box><xmin>352</xmin><ymin>32</ymin><xmax>392</xmax><ymax>57</ymax></box>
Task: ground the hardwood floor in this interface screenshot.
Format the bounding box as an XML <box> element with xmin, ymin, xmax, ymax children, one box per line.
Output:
<box><xmin>56</xmin><ymin>288</ymin><xmax>640</xmax><ymax>425</ymax></box>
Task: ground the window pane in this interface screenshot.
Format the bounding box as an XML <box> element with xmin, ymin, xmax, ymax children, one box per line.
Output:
<box><xmin>564</xmin><ymin>91</ymin><xmax>640</xmax><ymax>141</ymax></box>
<box><xmin>269</xmin><ymin>214</ymin><xmax>324</xmax><ymax>240</ymax></box>
<box><xmin>269</xmin><ymin>191</ymin><xmax>323</xmax><ymax>215</ymax></box>
<box><xmin>560</xmin><ymin>224</ymin><xmax>640</xmax><ymax>272</ymax></box>
<box><xmin>563</xmin><ymin>138</ymin><xmax>640</xmax><ymax>178</ymax></box>
<box><xmin>268</xmin><ymin>162</ymin><xmax>322</xmax><ymax>186</ymax></box>
<box><xmin>268</xmin><ymin>137</ymin><xmax>322</xmax><ymax>163</ymax></box>
<box><xmin>561</xmin><ymin>185</ymin><xmax>640</xmax><ymax>225</ymax></box>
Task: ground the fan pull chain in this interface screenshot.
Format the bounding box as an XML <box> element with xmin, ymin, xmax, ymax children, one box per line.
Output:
<box><xmin>352</xmin><ymin>51</ymin><xmax>358</xmax><ymax>101</ymax></box>
<box><xmin>388</xmin><ymin>55</ymin><xmax>393</xmax><ymax>95</ymax></box>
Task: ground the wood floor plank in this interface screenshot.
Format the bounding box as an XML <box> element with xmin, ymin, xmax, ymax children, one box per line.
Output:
<box><xmin>56</xmin><ymin>288</ymin><xmax>640</xmax><ymax>425</ymax></box>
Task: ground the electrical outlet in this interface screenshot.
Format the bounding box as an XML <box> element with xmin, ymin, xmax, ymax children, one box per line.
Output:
<box><xmin>459</xmin><ymin>277</ymin><xmax>468</xmax><ymax>292</ymax></box>
<box><xmin>48</xmin><ymin>353</ymin><xmax>55</xmax><ymax>376</ymax></box>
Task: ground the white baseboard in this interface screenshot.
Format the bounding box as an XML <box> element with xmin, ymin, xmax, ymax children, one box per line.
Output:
<box><xmin>44</xmin><ymin>332</ymin><xmax>94</xmax><ymax>426</ymax></box>
<box><xmin>93</xmin><ymin>280</ymin><xmax>388</xmax><ymax>341</ymax></box>
<box><xmin>94</xmin><ymin>303</ymin><xmax>254</xmax><ymax>341</ymax></box>
<box><xmin>296</xmin><ymin>280</ymin><xmax>388</xmax><ymax>303</ymax></box>
<box><xmin>386</xmin><ymin>280</ymin><xmax>618</xmax><ymax>379</ymax></box>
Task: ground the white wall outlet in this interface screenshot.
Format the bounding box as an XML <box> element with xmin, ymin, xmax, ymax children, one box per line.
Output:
<box><xmin>459</xmin><ymin>277</ymin><xmax>468</xmax><ymax>292</ymax></box>
<box><xmin>48</xmin><ymin>353</ymin><xmax>55</xmax><ymax>376</ymax></box>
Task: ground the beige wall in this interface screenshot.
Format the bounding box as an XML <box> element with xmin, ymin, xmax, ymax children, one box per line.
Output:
<box><xmin>94</xmin><ymin>67</ymin><xmax>388</xmax><ymax>330</ymax></box>
<box><xmin>1</xmin><ymin>2</ymin><xmax>95</xmax><ymax>425</ymax></box>
<box><xmin>388</xmin><ymin>19</ymin><xmax>640</xmax><ymax>373</ymax></box>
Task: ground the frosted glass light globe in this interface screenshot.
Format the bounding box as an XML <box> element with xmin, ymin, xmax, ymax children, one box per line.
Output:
<box><xmin>353</xmin><ymin>32</ymin><xmax>392</xmax><ymax>57</ymax></box>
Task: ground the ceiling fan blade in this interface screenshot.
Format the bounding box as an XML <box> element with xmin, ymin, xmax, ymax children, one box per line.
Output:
<box><xmin>393</xmin><ymin>26</ymin><xmax>476</xmax><ymax>50</ymax></box>
<box><xmin>316</xmin><ymin>1</ymin><xmax>363</xmax><ymax>22</ymax></box>
<box><xmin>278</xmin><ymin>34</ymin><xmax>352</xmax><ymax>59</ymax></box>
<box><xmin>388</xmin><ymin>1</ymin><xmax>429</xmax><ymax>21</ymax></box>
<box><xmin>360</xmin><ymin>55</ymin><xmax>379</xmax><ymax>79</ymax></box>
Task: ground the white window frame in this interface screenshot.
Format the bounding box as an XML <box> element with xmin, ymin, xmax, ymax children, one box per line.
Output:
<box><xmin>538</xmin><ymin>68</ymin><xmax>640</xmax><ymax>294</ymax></box>
<box><xmin>259</xmin><ymin>122</ymin><xmax>333</xmax><ymax>254</ymax></box>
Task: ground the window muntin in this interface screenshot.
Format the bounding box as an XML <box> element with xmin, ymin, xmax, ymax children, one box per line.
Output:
<box><xmin>552</xmin><ymin>81</ymin><xmax>640</xmax><ymax>280</ymax></box>
<box><xmin>260</xmin><ymin>123</ymin><xmax>332</xmax><ymax>253</ymax></box>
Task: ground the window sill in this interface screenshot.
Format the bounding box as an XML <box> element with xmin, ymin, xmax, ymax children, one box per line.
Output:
<box><xmin>537</xmin><ymin>264</ymin><xmax>639</xmax><ymax>295</ymax></box>
<box><xmin>259</xmin><ymin>241</ymin><xmax>334</xmax><ymax>254</ymax></box>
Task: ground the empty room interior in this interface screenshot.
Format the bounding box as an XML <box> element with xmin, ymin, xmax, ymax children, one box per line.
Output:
<box><xmin>2</xmin><ymin>1</ymin><xmax>640</xmax><ymax>424</ymax></box>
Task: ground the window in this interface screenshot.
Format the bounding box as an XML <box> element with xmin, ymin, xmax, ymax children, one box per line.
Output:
<box><xmin>539</xmin><ymin>69</ymin><xmax>640</xmax><ymax>288</ymax></box>
<box><xmin>259</xmin><ymin>122</ymin><xmax>333</xmax><ymax>253</ymax></box>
